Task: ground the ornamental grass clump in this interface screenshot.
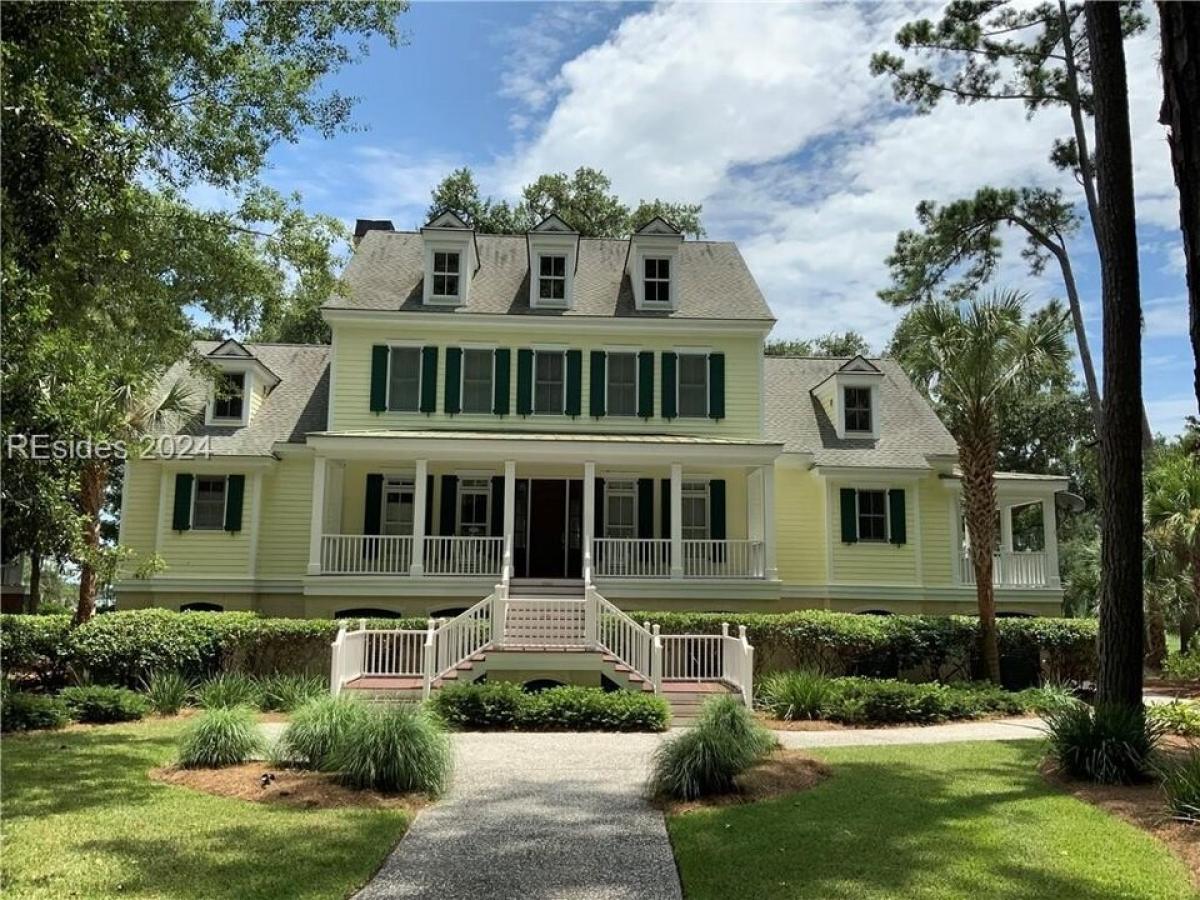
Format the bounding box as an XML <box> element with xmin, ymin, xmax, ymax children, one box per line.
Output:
<box><xmin>1045</xmin><ymin>703</ymin><xmax>1161</xmax><ymax>784</ymax></box>
<box><xmin>327</xmin><ymin>703</ymin><xmax>452</xmax><ymax>795</ymax></box>
<box><xmin>649</xmin><ymin>696</ymin><xmax>776</xmax><ymax>801</ymax></box>
<box><xmin>1158</xmin><ymin>751</ymin><xmax>1200</xmax><ymax>823</ymax></box>
<box><xmin>177</xmin><ymin>706</ymin><xmax>264</xmax><ymax>768</ymax></box>
<box><xmin>59</xmin><ymin>685</ymin><xmax>149</xmax><ymax>723</ymax></box>
<box><xmin>273</xmin><ymin>694</ymin><xmax>369</xmax><ymax>769</ymax></box>
<box><xmin>141</xmin><ymin>670</ymin><xmax>194</xmax><ymax>715</ymax></box>
<box><xmin>196</xmin><ymin>673</ymin><xmax>262</xmax><ymax>710</ymax></box>
<box><xmin>258</xmin><ymin>674</ymin><xmax>325</xmax><ymax>712</ymax></box>
<box><xmin>755</xmin><ymin>670</ymin><xmax>833</xmax><ymax>721</ymax></box>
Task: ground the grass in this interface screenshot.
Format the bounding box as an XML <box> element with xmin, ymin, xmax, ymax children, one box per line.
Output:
<box><xmin>0</xmin><ymin>718</ymin><xmax>409</xmax><ymax>900</ymax></box>
<box><xmin>667</xmin><ymin>741</ymin><xmax>1193</xmax><ymax>900</ymax></box>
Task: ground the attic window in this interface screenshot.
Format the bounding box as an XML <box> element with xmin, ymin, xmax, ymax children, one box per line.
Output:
<box><xmin>844</xmin><ymin>387</ymin><xmax>872</xmax><ymax>433</ymax></box>
<box><xmin>644</xmin><ymin>258</ymin><xmax>670</xmax><ymax>304</ymax></box>
<box><xmin>212</xmin><ymin>372</ymin><xmax>245</xmax><ymax>420</ymax></box>
<box><xmin>538</xmin><ymin>255</ymin><xmax>567</xmax><ymax>302</ymax></box>
<box><xmin>432</xmin><ymin>251</ymin><xmax>460</xmax><ymax>298</ymax></box>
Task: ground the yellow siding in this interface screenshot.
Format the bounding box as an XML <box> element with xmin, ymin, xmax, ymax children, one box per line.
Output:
<box><xmin>155</xmin><ymin>467</ymin><xmax>254</xmax><ymax>578</ymax></box>
<box><xmin>256</xmin><ymin>456</ymin><xmax>314</xmax><ymax>578</ymax></box>
<box><xmin>774</xmin><ymin>466</ymin><xmax>827</xmax><ymax>584</ymax></box>
<box><xmin>120</xmin><ymin>460</ymin><xmax>160</xmax><ymax>564</ymax></box>
<box><xmin>827</xmin><ymin>477</ymin><xmax>918</xmax><ymax>585</ymax></box>
<box><xmin>329</xmin><ymin>321</ymin><xmax>763</xmax><ymax>439</ymax></box>
<box><xmin>918</xmin><ymin>476</ymin><xmax>955</xmax><ymax>585</ymax></box>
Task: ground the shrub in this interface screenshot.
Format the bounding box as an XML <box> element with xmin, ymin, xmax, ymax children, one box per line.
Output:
<box><xmin>516</xmin><ymin>686</ymin><xmax>670</xmax><ymax>732</ymax></box>
<box><xmin>756</xmin><ymin>670</ymin><xmax>833</xmax><ymax>721</ymax></box>
<box><xmin>1013</xmin><ymin>681</ymin><xmax>1082</xmax><ymax>716</ymax></box>
<box><xmin>430</xmin><ymin>681</ymin><xmax>525</xmax><ymax>729</ymax></box>
<box><xmin>649</xmin><ymin>696</ymin><xmax>776</xmax><ymax>800</ymax></box>
<box><xmin>828</xmin><ymin>677</ymin><xmax>959</xmax><ymax>725</ymax></box>
<box><xmin>59</xmin><ymin>685</ymin><xmax>149</xmax><ymax>723</ymax></box>
<box><xmin>196</xmin><ymin>673</ymin><xmax>262</xmax><ymax>709</ymax></box>
<box><xmin>258</xmin><ymin>674</ymin><xmax>326</xmax><ymax>712</ymax></box>
<box><xmin>1147</xmin><ymin>700</ymin><xmax>1200</xmax><ymax>737</ymax></box>
<box><xmin>1163</xmin><ymin>650</ymin><xmax>1200</xmax><ymax>681</ymax></box>
<box><xmin>327</xmin><ymin>703</ymin><xmax>452</xmax><ymax>794</ymax></box>
<box><xmin>178</xmin><ymin>706</ymin><xmax>264</xmax><ymax>768</ymax></box>
<box><xmin>1159</xmin><ymin>752</ymin><xmax>1200</xmax><ymax>823</ymax></box>
<box><xmin>274</xmin><ymin>694</ymin><xmax>370</xmax><ymax>769</ymax></box>
<box><xmin>1045</xmin><ymin>704</ymin><xmax>1161</xmax><ymax>784</ymax></box>
<box><xmin>1</xmin><ymin>691</ymin><xmax>70</xmax><ymax>732</ymax></box>
<box><xmin>141</xmin><ymin>670</ymin><xmax>194</xmax><ymax>715</ymax></box>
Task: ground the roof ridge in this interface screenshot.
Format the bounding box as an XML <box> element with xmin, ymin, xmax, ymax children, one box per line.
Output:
<box><xmin>369</xmin><ymin>230</ymin><xmax>733</xmax><ymax>245</ymax></box>
<box><xmin>194</xmin><ymin>339</ymin><xmax>331</xmax><ymax>350</ymax></box>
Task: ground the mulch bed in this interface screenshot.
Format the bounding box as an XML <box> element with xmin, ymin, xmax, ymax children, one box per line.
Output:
<box><xmin>151</xmin><ymin>764</ymin><xmax>429</xmax><ymax>813</ymax></box>
<box><xmin>1145</xmin><ymin>678</ymin><xmax>1200</xmax><ymax>699</ymax></box>
<box><xmin>660</xmin><ymin>749</ymin><xmax>830</xmax><ymax>815</ymax></box>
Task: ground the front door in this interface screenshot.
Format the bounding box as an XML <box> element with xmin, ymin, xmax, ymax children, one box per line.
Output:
<box><xmin>528</xmin><ymin>480</ymin><xmax>567</xmax><ymax>578</ymax></box>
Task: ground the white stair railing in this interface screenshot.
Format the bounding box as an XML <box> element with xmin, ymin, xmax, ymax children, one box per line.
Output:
<box><xmin>659</xmin><ymin>623</ymin><xmax>754</xmax><ymax>707</ymax></box>
<box><xmin>432</xmin><ymin>591</ymin><xmax>496</xmax><ymax>679</ymax></box>
<box><xmin>329</xmin><ymin>622</ymin><xmax>366</xmax><ymax>694</ymax></box>
<box><xmin>591</xmin><ymin>588</ymin><xmax>652</xmax><ymax>681</ymax></box>
<box><xmin>360</xmin><ymin>627</ymin><xmax>428</xmax><ymax>677</ymax></box>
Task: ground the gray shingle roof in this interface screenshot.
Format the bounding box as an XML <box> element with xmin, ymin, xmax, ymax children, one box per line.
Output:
<box><xmin>329</xmin><ymin>231</ymin><xmax>775</xmax><ymax>321</ymax></box>
<box><xmin>764</xmin><ymin>357</ymin><xmax>958</xmax><ymax>468</ymax></box>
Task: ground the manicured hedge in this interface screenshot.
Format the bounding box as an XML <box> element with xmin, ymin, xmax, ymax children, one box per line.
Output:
<box><xmin>430</xmin><ymin>681</ymin><xmax>670</xmax><ymax>732</ymax></box>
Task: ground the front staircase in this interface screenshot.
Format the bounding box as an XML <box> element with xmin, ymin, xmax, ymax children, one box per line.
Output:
<box><xmin>331</xmin><ymin>582</ymin><xmax>754</xmax><ymax>717</ymax></box>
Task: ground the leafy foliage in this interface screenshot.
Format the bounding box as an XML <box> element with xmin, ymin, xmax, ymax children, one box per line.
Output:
<box><xmin>1158</xmin><ymin>751</ymin><xmax>1200</xmax><ymax>824</ymax></box>
<box><xmin>59</xmin><ymin>684</ymin><xmax>149</xmax><ymax>723</ymax></box>
<box><xmin>1147</xmin><ymin>701</ymin><xmax>1200</xmax><ymax>738</ymax></box>
<box><xmin>328</xmin><ymin>704</ymin><xmax>452</xmax><ymax>795</ymax></box>
<box><xmin>177</xmin><ymin>706</ymin><xmax>265</xmax><ymax>769</ymax></box>
<box><xmin>140</xmin><ymin>670</ymin><xmax>195</xmax><ymax>716</ymax></box>
<box><xmin>649</xmin><ymin>696</ymin><xmax>775</xmax><ymax>800</ymax></box>
<box><xmin>430</xmin><ymin>681</ymin><xmax>669</xmax><ymax>732</ymax></box>
<box><xmin>274</xmin><ymin>694</ymin><xmax>371</xmax><ymax>770</ymax></box>
<box><xmin>1045</xmin><ymin>704</ymin><xmax>1160</xmax><ymax>784</ymax></box>
<box><xmin>429</xmin><ymin>681</ymin><xmax>526</xmax><ymax>729</ymax></box>
<box><xmin>764</xmin><ymin>332</ymin><xmax>871</xmax><ymax>358</ymax></box>
<box><xmin>1163</xmin><ymin>649</ymin><xmax>1200</xmax><ymax>681</ymax></box>
<box><xmin>0</xmin><ymin>690</ymin><xmax>70</xmax><ymax>732</ymax></box>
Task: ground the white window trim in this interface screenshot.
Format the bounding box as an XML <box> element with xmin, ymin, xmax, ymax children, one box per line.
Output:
<box><xmin>430</xmin><ymin>249</ymin><xmax>463</xmax><ymax>303</ymax></box>
<box><xmin>833</xmin><ymin>375</ymin><xmax>882</xmax><ymax>440</ymax></box>
<box><xmin>532</xmin><ymin>348</ymin><xmax>567</xmax><ymax>416</ymax></box>
<box><xmin>459</xmin><ymin>346</ymin><xmax>497</xmax><ymax>415</ymax></box>
<box><xmin>381</xmin><ymin>476</ymin><xmax>417</xmax><ymax>537</ymax></box>
<box><xmin>855</xmin><ymin>488</ymin><xmax>890</xmax><ymax>543</ymax></box>
<box><xmin>207</xmin><ymin>369</ymin><xmax>253</xmax><ymax>427</ymax></box>
<box><xmin>190</xmin><ymin>474</ymin><xmax>229</xmax><ymax>531</ymax></box>
<box><xmin>533</xmin><ymin>252</ymin><xmax>570</xmax><ymax>308</ymax></box>
<box><xmin>386</xmin><ymin>343</ymin><xmax>424</xmax><ymax>413</ymax></box>
<box><xmin>676</xmin><ymin>350</ymin><xmax>711</xmax><ymax>419</ymax></box>
<box><xmin>455</xmin><ymin>476</ymin><xmax>493</xmax><ymax>536</ymax></box>
<box><xmin>604</xmin><ymin>349</ymin><xmax>640</xmax><ymax>418</ymax></box>
<box><xmin>843</xmin><ymin>385</ymin><xmax>874</xmax><ymax>435</ymax></box>
<box><xmin>643</xmin><ymin>255</ymin><xmax>672</xmax><ymax>306</ymax></box>
<box><xmin>603</xmin><ymin>478</ymin><xmax>638</xmax><ymax>538</ymax></box>
<box><xmin>680</xmin><ymin>479</ymin><xmax>711</xmax><ymax>540</ymax></box>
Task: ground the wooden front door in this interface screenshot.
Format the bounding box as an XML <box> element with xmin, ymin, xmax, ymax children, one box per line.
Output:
<box><xmin>528</xmin><ymin>480</ymin><xmax>567</xmax><ymax>578</ymax></box>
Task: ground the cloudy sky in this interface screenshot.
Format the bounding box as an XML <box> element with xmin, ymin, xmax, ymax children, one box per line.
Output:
<box><xmin>260</xmin><ymin>1</ymin><xmax>1194</xmax><ymax>435</ymax></box>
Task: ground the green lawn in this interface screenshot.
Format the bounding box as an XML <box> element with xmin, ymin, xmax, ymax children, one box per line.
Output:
<box><xmin>1</xmin><ymin>718</ymin><xmax>409</xmax><ymax>900</ymax></box>
<box><xmin>668</xmin><ymin>741</ymin><xmax>1194</xmax><ymax>900</ymax></box>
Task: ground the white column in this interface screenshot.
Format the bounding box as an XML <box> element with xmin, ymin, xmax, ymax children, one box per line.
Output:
<box><xmin>1042</xmin><ymin>494</ymin><xmax>1061</xmax><ymax>587</ymax></box>
<box><xmin>503</xmin><ymin>460</ymin><xmax>516</xmax><ymax>582</ymax></box>
<box><xmin>411</xmin><ymin>459</ymin><xmax>427</xmax><ymax>576</ymax></box>
<box><xmin>670</xmin><ymin>463</ymin><xmax>683</xmax><ymax>579</ymax></box>
<box><xmin>582</xmin><ymin>461</ymin><xmax>596</xmax><ymax>584</ymax></box>
<box><xmin>761</xmin><ymin>463</ymin><xmax>777</xmax><ymax>580</ymax></box>
<box><xmin>307</xmin><ymin>456</ymin><xmax>327</xmax><ymax>575</ymax></box>
<box><xmin>747</xmin><ymin>468</ymin><xmax>764</xmax><ymax>543</ymax></box>
<box><xmin>1000</xmin><ymin>504</ymin><xmax>1014</xmax><ymax>552</ymax></box>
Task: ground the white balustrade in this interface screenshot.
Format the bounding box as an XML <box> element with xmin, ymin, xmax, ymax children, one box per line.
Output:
<box><xmin>320</xmin><ymin>535</ymin><xmax>412</xmax><ymax>575</ymax></box>
<box><xmin>433</xmin><ymin>593</ymin><xmax>495</xmax><ymax>677</ymax></box>
<box><xmin>424</xmin><ymin>536</ymin><xmax>504</xmax><ymax>576</ymax></box>
<box><xmin>960</xmin><ymin>550</ymin><xmax>1047</xmax><ymax>587</ymax></box>
<box><xmin>592</xmin><ymin>538</ymin><xmax>671</xmax><ymax>578</ymax></box>
<box><xmin>660</xmin><ymin>634</ymin><xmax>727</xmax><ymax>680</ymax></box>
<box><xmin>360</xmin><ymin>628</ymin><xmax>427</xmax><ymax>677</ymax></box>
<box><xmin>593</xmin><ymin>589</ymin><xmax>652</xmax><ymax>680</ymax></box>
<box><xmin>681</xmin><ymin>540</ymin><xmax>765</xmax><ymax>578</ymax></box>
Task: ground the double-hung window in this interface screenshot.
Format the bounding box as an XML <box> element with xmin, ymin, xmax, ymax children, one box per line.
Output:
<box><xmin>388</xmin><ymin>347</ymin><xmax>421</xmax><ymax>412</ymax></box>
<box><xmin>844</xmin><ymin>387</ymin><xmax>873</xmax><ymax>433</ymax></box>
<box><xmin>458</xmin><ymin>477</ymin><xmax>491</xmax><ymax>537</ymax></box>
<box><xmin>856</xmin><ymin>489</ymin><xmax>887</xmax><ymax>542</ymax></box>
<box><xmin>678</xmin><ymin>353</ymin><xmax>708</xmax><ymax>417</ymax></box>
<box><xmin>606</xmin><ymin>352</ymin><xmax>637</xmax><ymax>416</ymax></box>
<box><xmin>462</xmin><ymin>349</ymin><xmax>494</xmax><ymax>414</ymax></box>
<box><xmin>644</xmin><ymin>258</ymin><xmax>670</xmax><ymax>304</ymax></box>
<box><xmin>192</xmin><ymin>476</ymin><xmax>227</xmax><ymax>530</ymax></box>
<box><xmin>432</xmin><ymin>251</ymin><xmax>460</xmax><ymax>298</ymax></box>
<box><xmin>538</xmin><ymin>255</ymin><xmax>567</xmax><ymax>302</ymax></box>
<box><xmin>681</xmin><ymin>480</ymin><xmax>710</xmax><ymax>540</ymax></box>
<box><xmin>382</xmin><ymin>478</ymin><xmax>415</xmax><ymax>536</ymax></box>
<box><xmin>212</xmin><ymin>372</ymin><xmax>245</xmax><ymax>421</ymax></box>
<box><xmin>604</xmin><ymin>480</ymin><xmax>636</xmax><ymax>539</ymax></box>
<box><xmin>534</xmin><ymin>350</ymin><xmax>565</xmax><ymax>414</ymax></box>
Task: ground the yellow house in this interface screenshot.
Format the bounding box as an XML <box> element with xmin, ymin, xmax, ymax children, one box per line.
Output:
<box><xmin>118</xmin><ymin>213</ymin><xmax>1067</xmax><ymax>626</ymax></box>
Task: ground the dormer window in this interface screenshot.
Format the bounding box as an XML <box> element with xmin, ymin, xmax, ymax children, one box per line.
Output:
<box><xmin>432</xmin><ymin>251</ymin><xmax>461</xmax><ymax>299</ymax></box>
<box><xmin>844</xmin><ymin>386</ymin><xmax>872</xmax><ymax>433</ymax></box>
<box><xmin>212</xmin><ymin>372</ymin><xmax>245</xmax><ymax>421</ymax></box>
<box><xmin>538</xmin><ymin>255</ymin><xmax>567</xmax><ymax>302</ymax></box>
<box><xmin>528</xmin><ymin>215</ymin><xmax>579</xmax><ymax>309</ymax></box>
<box><xmin>644</xmin><ymin>258</ymin><xmax>671</xmax><ymax>304</ymax></box>
<box><xmin>421</xmin><ymin>212</ymin><xmax>477</xmax><ymax>306</ymax></box>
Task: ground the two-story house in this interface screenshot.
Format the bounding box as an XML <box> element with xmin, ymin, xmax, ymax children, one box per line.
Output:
<box><xmin>118</xmin><ymin>213</ymin><xmax>1068</xmax><ymax>628</ymax></box>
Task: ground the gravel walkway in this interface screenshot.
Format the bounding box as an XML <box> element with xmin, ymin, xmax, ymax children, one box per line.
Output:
<box><xmin>772</xmin><ymin>716</ymin><xmax>1047</xmax><ymax>749</ymax></box>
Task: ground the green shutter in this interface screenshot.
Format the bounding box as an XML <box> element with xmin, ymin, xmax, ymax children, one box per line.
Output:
<box><xmin>364</xmin><ymin>474</ymin><xmax>383</xmax><ymax>535</ymax></box>
<box><xmin>889</xmin><ymin>489</ymin><xmax>907</xmax><ymax>545</ymax></box>
<box><xmin>590</xmin><ymin>351</ymin><xmax>606</xmax><ymax>417</ymax></box>
<box><xmin>840</xmin><ymin>488</ymin><xmax>858</xmax><ymax>543</ymax></box>
<box><xmin>660</xmin><ymin>479</ymin><xmax>671</xmax><ymax>538</ymax></box>
<box><xmin>710</xmin><ymin>479</ymin><xmax>726</xmax><ymax>540</ymax></box>
<box><xmin>493</xmin><ymin>349</ymin><xmax>511</xmax><ymax>415</ymax></box>
<box><xmin>370</xmin><ymin>345</ymin><xmax>388</xmax><ymax>412</ymax></box>
<box><xmin>444</xmin><ymin>347</ymin><xmax>462</xmax><ymax>415</ymax></box>
<box><xmin>638</xmin><ymin>352</ymin><xmax>654</xmax><ymax>418</ymax></box>
<box><xmin>565</xmin><ymin>350</ymin><xmax>582</xmax><ymax>417</ymax></box>
<box><xmin>516</xmin><ymin>349</ymin><xmax>533</xmax><ymax>415</ymax></box>
<box><xmin>172</xmin><ymin>473</ymin><xmax>193</xmax><ymax>531</ymax></box>
<box><xmin>637</xmin><ymin>479</ymin><xmax>654</xmax><ymax>539</ymax></box>
<box><xmin>662</xmin><ymin>352</ymin><xmax>678</xmax><ymax>419</ymax></box>
<box><xmin>490</xmin><ymin>475</ymin><xmax>504</xmax><ymax>536</ymax></box>
<box><xmin>223</xmin><ymin>474</ymin><xmax>245</xmax><ymax>532</ymax></box>
<box><xmin>594</xmin><ymin>477</ymin><xmax>605</xmax><ymax>537</ymax></box>
<box><xmin>439</xmin><ymin>475</ymin><xmax>458</xmax><ymax>535</ymax></box>
<box><xmin>420</xmin><ymin>346</ymin><xmax>438</xmax><ymax>413</ymax></box>
<box><xmin>708</xmin><ymin>353</ymin><xmax>725</xmax><ymax>420</ymax></box>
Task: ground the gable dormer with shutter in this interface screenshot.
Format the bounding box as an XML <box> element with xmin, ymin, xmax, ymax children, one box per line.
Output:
<box><xmin>203</xmin><ymin>339</ymin><xmax>280</xmax><ymax>427</ymax></box>
<box><xmin>626</xmin><ymin>217</ymin><xmax>683</xmax><ymax>311</ymax></box>
<box><xmin>810</xmin><ymin>356</ymin><xmax>884</xmax><ymax>440</ymax></box>
<box><xmin>421</xmin><ymin>211</ymin><xmax>479</xmax><ymax>307</ymax></box>
<box><xmin>527</xmin><ymin>214</ymin><xmax>580</xmax><ymax>310</ymax></box>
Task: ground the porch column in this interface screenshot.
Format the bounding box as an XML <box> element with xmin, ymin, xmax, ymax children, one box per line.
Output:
<box><xmin>410</xmin><ymin>459</ymin><xmax>427</xmax><ymax>577</ymax></box>
<box><xmin>503</xmin><ymin>460</ymin><xmax>516</xmax><ymax>582</ymax></box>
<box><xmin>999</xmin><ymin>505</ymin><xmax>1014</xmax><ymax>552</ymax></box>
<box><xmin>670</xmin><ymin>463</ymin><xmax>683</xmax><ymax>579</ymax></box>
<box><xmin>307</xmin><ymin>455</ymin><xmax>327</xmax><ymax>575</ymax></box>
<box><xmin>582</xmin><ymin>461</ymin><xmax>595</xmax><ymax>584</ymax></box>
<box><xmin>1042</xmin><ymin>494</ymin><xmax>1061</xmax><ymax>587</ymax></box>
<box><xmin>761</xmin><ymin>464</ymin><xmax>777</xmax><ymax>580</ymax></box>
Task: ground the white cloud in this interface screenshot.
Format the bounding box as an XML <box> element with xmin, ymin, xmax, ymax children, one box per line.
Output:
<box><xmin>1143</xmin><ymin>294</ymin><xmax>1188</xmax><ymax>338</ymax></box>
<box><xmin>1146</xmin><ymin>395</ymin><xmax>1197</xmax><ymax>437</ymax></box>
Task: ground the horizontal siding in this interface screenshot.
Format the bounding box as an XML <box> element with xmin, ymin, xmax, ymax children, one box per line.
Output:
<box><xmin>774</xmin><ymin>467</ymin><xmax>826</xmax><ymax>584</ymax></box>
<box><xmin>119</xmin><ymin>460</ymin><xmax>160</xmax><ymax>563</ymax></box>
<box><xmin>257</xmin><ymin>456</ymin><xmax>313</xmax><ymax>578</ymax></box>
<box><xmin>155</xmin><ymin>465</ymin><xmax>253</xmax><ymax>578</ymax></box>
<box><xmin>330</xmin><ymin>322</ymin><xmax>763</xmax><ymax>439</ymax></box>
<box><xmin>919</xmin><ymin>477</ymin><xmax>955</xmax><ymax>584</ymax></box>
<box><xmin>828</xmin><ymin>477</ymin><xmax>918</xmax><ymax>586</ymax></box>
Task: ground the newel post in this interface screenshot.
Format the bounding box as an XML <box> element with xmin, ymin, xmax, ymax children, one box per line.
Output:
<box><xmin>330</xmin><ymin>623</ymin><xmax>347</xmax><ymax>695</ymax></box>
<box><xmin>651</xmin><ymin>624</ymin><xmax>663</xmax><ymax>694</ymax></box>
<box><xmin>422</xmin><ymin>617</ymin><xmax>436</xmax><ymax>698</ymax></box>
<box><xmin>584</xmin><ymin>586</ymin><xmax>599</xmax><ymax>649</ymax></box>
<box><xmin>738</xmin><ymin>624</ymin><xmax>753</xmax><ymax>707</ymax></box>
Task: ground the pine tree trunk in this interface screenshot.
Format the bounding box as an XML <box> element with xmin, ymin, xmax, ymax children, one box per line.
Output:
<box><xmin>1086</xmin><ymin>2</ymin><xmax>1145</xmax><ymax>712</ymax></box>
<box><xmin>960</xmin><ymin>427</ymin><xmax>1001</xmax><ymax>684</ymax></box>
<box><xmin>27</xmin><ymin>551</ymin><xmax>41</xmax><ymax>614</ymax></box>
<box><xmin>1185</xmin><ymin>558</ymin><xmax>1200</xmax><ymax>653</ymax></box>
<box><xmin>1145</xmin><ymin>590</ymin><xmax>1166</xmax><ymax>670</ymax></box>
<box><xmin>73</xmin><ymin>460</ymin><xmax>107</xmax><ymax>626</ymax></box>
<box><xmin>1157</xmin><ymin>2</ymin><xmax>1200</xmax><ymax>413</ymax></box>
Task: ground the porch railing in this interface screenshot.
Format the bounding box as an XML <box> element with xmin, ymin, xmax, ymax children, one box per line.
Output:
<box><xmin>321</xmin><ymin>535</ymin><xmax>413</xmax><ymax>575</ymax></box>
<box><xmin>593</xmin><ymin>538</ymin><xmax>671</xmax><ymax>577</ymax></box>
<box><xmin>659</xmin><ymin>624</ymin><xmax>754</xmax><ymax>705</ymax></box>
<box><xmin>423</xmin><ymin>536</ymin><xmax>503</xmax><ymax>576</ymax></box>
<box><xmin>960</xmin><ymin>550</ymin><xmax>1047</xmax><ymax>587</ymax></box>
<box><xmin>591</xmin><ymin>538</ymin><xmax>766</xmax><ymax>579</ymax></box>
<box><xmin>682</xmin><ymin>539</ymin><xmax>765</xmax><ymax>578</ymax></box>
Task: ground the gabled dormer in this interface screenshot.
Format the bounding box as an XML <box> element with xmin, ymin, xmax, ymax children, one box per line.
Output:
<box><xmin>626</xmin><ymin>217</ymin><xmax>683</xmax><ymax>311</ymax></box>
<box><xmin>810</xmin><ymin>356</ymin><xmax>884</xmax><ymax>440</ymax></box>
<box><xmin>421</xmin><ymin>211</ymin><xmax>479</xmax><ymax>307</ymax></box>
<box><xmin>526</xmin><ymin>214</ymin><xmax>580</xmax><ymax>309</ymax></box>
<box><xmin>203</xmin><ymin>339</ymin><xmax>280</xmax><ymax>427</ymax></box>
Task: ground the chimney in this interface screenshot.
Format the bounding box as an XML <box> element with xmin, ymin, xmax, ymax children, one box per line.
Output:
<box><xmin>353</xmin><ymin>219</ymin><xmax>394</xmax><ymax>246</ymax></box>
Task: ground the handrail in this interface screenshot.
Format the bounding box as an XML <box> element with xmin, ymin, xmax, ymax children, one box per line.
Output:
<box><xmin>431</xmin><ymin>590</ymin><xmax>496</xmax><ymax>678</ymax></box>
<box><xmin>592</xmin><ymin>588</ymin><xmax>653</xmax><ymax>683</ymax></box>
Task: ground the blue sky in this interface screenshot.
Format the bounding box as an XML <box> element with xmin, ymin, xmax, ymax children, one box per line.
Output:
<box><xmin>254</xmin><ymin>2</ymin><xmax>1194</xmax><ymax>436</ymax></box>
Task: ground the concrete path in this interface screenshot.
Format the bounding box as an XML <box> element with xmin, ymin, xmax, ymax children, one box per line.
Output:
<box><xmin>772</xmin><ymin>716</ymin><xmax>1047</xmax><ymax>749</ymax></box>
<box><xmin>354</xmin><ymin>732</ymin><xmax>682</xmax><ymax>900</ymax></box>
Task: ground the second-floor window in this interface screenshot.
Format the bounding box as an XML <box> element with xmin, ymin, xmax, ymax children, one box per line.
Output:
<box><xmin>605</xmin><ymin>479</ymin><xmax>636</xmax><ymax>538</ymax></box>
<box><xmin>462</xmin><ymin>349</ymin><xmax>494</xmax><ymax>413</ymax></box>
<box><xmin>645</xmin><ymin>257</ymin><xmax>670</xmax><ymax>304</ymax></box>
<box><xmin>538</xmin><ymin>255</ymin><xmax>567</xmax><ymax>302</ymax></box>
<box><xmin>844</xmin><ymin>387</ymin><xmax>872</xmax><ymax>433</ymax></box>
<box><xmin>192</xmin><ymin>476</ymin><xmax>227</xmax><ymax>530</ymax></box>
<box><xmin>856</xmin><ymin>489</ymin><xmax>887</xmax><ymax>541</ymax></box>
<box><xmin>607</xmin><ymin>352</ymin><xmax>637</xmax><ymax>416</ymax></box>
<box><xmin>458</xmin><ymin>477</ymin><xmax>491</xmax><ymax>536</ymax></box>
<box><xmin>388</xmin><ymin>347</ymin><xmax>421</xmax><ymax>412</ymax></box>
<box><xmin>678</xmin><ymin>353</ymin><xmax>708</xmax><ymax>417</ymax></box>
<box><xmin>534</xmin><ymin>350</ymin><xmax>565</xmax><ymax>414</ymax></box>
<box><xmin>432</xmin><ymin>251</ymin><xmax>460</xmax><ymax>298</ymax></box>
<box><xmin>212</xmin><ymin>372</ymin><xmax>245</xmax><ymax>420</ymax></box>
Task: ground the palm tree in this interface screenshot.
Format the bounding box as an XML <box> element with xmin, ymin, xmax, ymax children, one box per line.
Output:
<box><xmin>895</xmin><ymin>291</ymin><xmax>1070</xmax><ymax>682</ymax></box>
<box><xmin>1145</xmin><ymin>450</ymin><xmax>1200</xmax><ymax>653</ymax></box>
